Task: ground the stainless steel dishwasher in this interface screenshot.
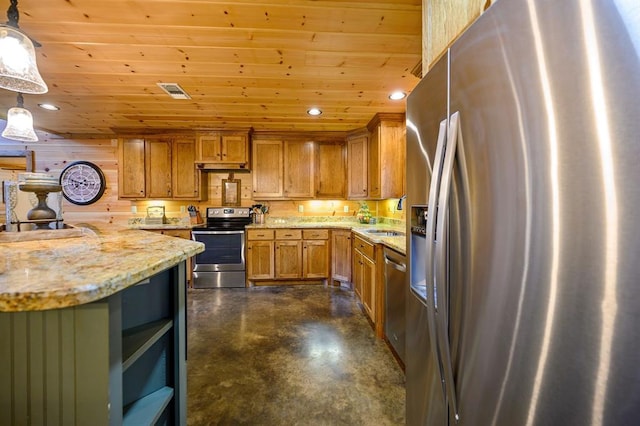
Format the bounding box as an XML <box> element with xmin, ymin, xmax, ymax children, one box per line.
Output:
<box><xmin>384</xmin><ymin>246</ymin><xmax>406</xmax><ymax>365</ymax></box>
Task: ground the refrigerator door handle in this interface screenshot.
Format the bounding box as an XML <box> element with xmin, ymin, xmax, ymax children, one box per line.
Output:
<box><xmin>435</xmin><ymin>111</ymin><xmax>464</xmax><ymax>422</ymax></box>
<box><xmin>410</xmin><ymin>119</ymin><xmax>448</xmax><ymax>306</ymax></box>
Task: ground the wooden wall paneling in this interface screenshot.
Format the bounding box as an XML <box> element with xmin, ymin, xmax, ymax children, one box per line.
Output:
<box><xmin>423</xmin><ymin>0</ymin><xmax>495</xmax><ymax>72</ymax></box>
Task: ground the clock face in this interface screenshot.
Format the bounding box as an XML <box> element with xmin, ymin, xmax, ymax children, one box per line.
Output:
<box><xmin>59</xmin><ymin>161</ymin><xmax>106</xmax><ymax>205</ymax></box>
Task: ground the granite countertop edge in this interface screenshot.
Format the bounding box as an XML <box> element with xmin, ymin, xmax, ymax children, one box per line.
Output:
<box><xmin>0</xmin><ymin>223</ymin><xmax>205</xmax><ymax>313</ymax></box>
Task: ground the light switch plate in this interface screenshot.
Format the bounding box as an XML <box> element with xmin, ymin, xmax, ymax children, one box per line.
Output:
<box><xmin>343</xmin><ymin>205</ymin><xmax>349</xmax><ymax>212</ymax></box>
<box><xmin>298</xmin><ymin>205</ymin><xmax>304</xmax><ymax>213</ymax></box>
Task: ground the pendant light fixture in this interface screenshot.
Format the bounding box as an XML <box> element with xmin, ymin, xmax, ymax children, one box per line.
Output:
<box><xmin>0</xmin><ymin>0</ymin><xmax>47</xmax><ymax>94</ymax></box>
<box><xmin>2</xmin><ymin>92</ymin><xmax>37</xmax><ymax>141</ymax></box>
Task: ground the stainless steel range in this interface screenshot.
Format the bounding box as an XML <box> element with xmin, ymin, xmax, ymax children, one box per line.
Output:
<box><xmin>191</xmin><ymin>207</ymin><xmax>252</xmax><ymax>288</ymax></box>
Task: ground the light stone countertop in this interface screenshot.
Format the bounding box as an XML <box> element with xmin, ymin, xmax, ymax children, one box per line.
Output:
<box><xmin>0</xmin><ymin>223</ymin><xmax>205</xmax><ymax>312</ymax></box>
<box><xmin>246</xmin><ymin>221</ymin><xmax>407</xmax><ymax>255</ymax></box>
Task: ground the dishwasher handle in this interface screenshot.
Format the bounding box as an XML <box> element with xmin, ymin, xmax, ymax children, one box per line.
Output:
<box><xmin>384</xmin><ymin>253</ymin><xmax>407</xmax><ymax>272</ymax></box>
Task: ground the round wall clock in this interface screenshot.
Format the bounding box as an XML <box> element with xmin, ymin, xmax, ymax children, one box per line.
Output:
<box><xmin>59</xmin><ymin>161</ymin><xmax>106</xmax><ymax>205</ymax></box>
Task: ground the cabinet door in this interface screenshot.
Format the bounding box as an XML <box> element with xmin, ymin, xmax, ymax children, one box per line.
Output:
<box><xmin>146</xmin><ymin>139</ymin><xmax>173</xmax><ymax>198</ymax></box>
<box><xmin>119</xmin><ymin>138</ymin><xmax>146</xmax><ymax>198</ymax></box>
<box><xmin>197</xmin><ymin>133</ymin><xmax>222</xmax><ymax>162</ymax></box>
<box><xmin>275</xmin><ymin>240</ymin><xmax>302</xmax><ymax>279</ymax></box>
<box><xmin>353</xmin><ymin>250</ymin><xmax>363</xmax><ymax>299</ymax></box>
<box><xmin>361</xmin><ymin>254</ymin><xmax>376</xmax><ymax>320</ymax></box>
<box><xmin>347</xmin><ymin>134</ymin><xmax>368</xmax><ymax>199</ymax></box>
<box><xmin>252</xmin><ymin>140</ymin><xmax>283</xmax><ymax>198</ymax></box>
<box><xmin>303</xmin><ymin>240</ymin><xmax>328</xmax><ymax>279</ymax></box>
<box><xmin>331</xmin><ymin>230</ymin><xmax>351</xmax><ymax>283</ymax></box>
<box><xmin>283</xmin><ymin>141</ymin><xmax>314</xmax><ymax>198</ymax></box>
<box><xmin>368</xmin><ymin>127</ymin><xmax>381</xmax><ymax>199</ymax></box>
<box><xmin>315</xmin><ymin>142</ymin><xmax>345</xmax><ymax>198</ymax></box>
<box><xmin>247</xmin><ymin>240</ymin><xmax>274</xmax><ymax>279</ymax></box>
<box><xmin>172</xmin><ymin>137</ymin><xmax>200</xmax><ymax>199</ymax></box>
<box><xmin>222</xmin><ymin>134</ymin><xmax>249</xmax><ymax>165</ymax></box>
<box><xmin>367</xmin><ymin>114</ymin><xmax>406</xmax><ymax>200</ymax></box>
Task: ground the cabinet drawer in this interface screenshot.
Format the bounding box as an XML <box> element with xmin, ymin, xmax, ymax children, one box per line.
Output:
<box><xmin>275</xmin><ymin>229</ymin><xmax>302</xmax><ymax>240</ymax></box>
<box><xmin>353</xmin><ymin>235</ymin><xmax>375</xmax><ymax>259</ymax></box>
<box><xmin>247</xmin><ymin>229</ymin><xmax>275</xmax><ymax>240</ymax></box>
<box><xmin>302</xmin><ymin>229</ymin><xmax>329</xmax><ymax>240</ymax></box>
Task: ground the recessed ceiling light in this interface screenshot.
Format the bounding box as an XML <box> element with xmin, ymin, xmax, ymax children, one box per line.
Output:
<box><xmin>307</xmin><ymin>108</ymin><xmax>322</xmax><ymax>116</ymax></box>
<box><xmin>38</xmin><ymin>103</ymin><xmax>60</xmax><ymax>111</ymax></box>
<box><xmin>388</xmin><ymin>91</ymin><xmax>407</xmax><ymax>100</ymax></box>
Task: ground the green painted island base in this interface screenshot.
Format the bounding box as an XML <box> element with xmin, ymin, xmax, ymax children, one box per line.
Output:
<box><xmin>0</xmin><ymin>261</ymin><xmax>187</xmax><ymax>426</ymax></box>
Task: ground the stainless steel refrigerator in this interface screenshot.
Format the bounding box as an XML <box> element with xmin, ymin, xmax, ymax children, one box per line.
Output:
<box><xmin>405</xmin><ymin>0</ymin><xmax>640</xmax><ymax>424</ymax></box>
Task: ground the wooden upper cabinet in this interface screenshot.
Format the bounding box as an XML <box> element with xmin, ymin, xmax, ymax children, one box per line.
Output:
<box><xmin>347</xmin><ymin>130</ymin><xmax>368</xmax><ymax>199</ymax></box>
<box><xmin>118</xmin><ymin>135</ymin><xmax>205</xmax><ymax>200</ymax></box>
<box><xmin>172</xmin><ymin>136</ymin><xmax>201</xmax><ymax>199</ymax></box>
<box><xmin>253</xmin><ymin>134</ymin><xmax>345</xmax><ymax>200</ymax></box>
<box><xmin>119</xmin><ymin>138</ymin><xmax>146</xmax><ymax>198</ymax></box>
<box><xmin>252</xmin><ymin>139</ymin><xmax>283</xmax><ymax>198</ymax></box>
<box><xmin>145</xmin><ymin>138</ymin><xmax>173</xmax><ymax>198</ymax></box>
<box><xmin>222</xmin><ymin>134</ymin><xmax>249</xmax><ymax>164</ymax></box>
<box><xmin>197</xmin><ymin>132</ymin><xmax>222</xmax><ymax>162</ymax></box>
<box><xmin>315</xmin><ymin>142</ymin><xmax>345</xmax><ymax>199</ymax></box>
<box><xmin>283</xmin><ymin>141</ymin><xmax>315</xmax><ymax>198</ymax></box>
<box><xmin>196</xmin><ymin>131</ymin><xmax>250</xmax><ymax>169</ymax></box>
<box><xmin>367</xmin><ymin>113</ymin><xmax>406</xmax><ymax>200</ymax></box>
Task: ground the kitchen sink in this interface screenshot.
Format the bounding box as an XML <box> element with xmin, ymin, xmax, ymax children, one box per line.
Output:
<box><xmin>364</xmin><ymin>229</ymin><xmax>405</xmax><ymax>237</ymax></box>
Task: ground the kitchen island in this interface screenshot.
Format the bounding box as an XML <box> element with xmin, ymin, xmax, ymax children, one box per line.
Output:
<box><xmin>0</xmin><ymin>223</ymin><xmax>204</xmax><ymax>425</ymax></box>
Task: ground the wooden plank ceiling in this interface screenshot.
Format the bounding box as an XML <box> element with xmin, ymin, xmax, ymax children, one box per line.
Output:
<box><xmin>0</xmin><ymin>0</ymin><xmax>422</xmax><ymax>136</ymax></box>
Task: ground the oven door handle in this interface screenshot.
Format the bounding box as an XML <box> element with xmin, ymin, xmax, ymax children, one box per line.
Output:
<box><xmin>192</xmin><ymin>230</ymin><xmax>246</xmax><ymax>236</ymax></box>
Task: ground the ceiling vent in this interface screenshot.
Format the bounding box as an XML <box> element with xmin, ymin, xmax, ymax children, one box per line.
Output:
<box><xmin>410</xmin><ymin>60</ymin><xmax>423</xmax><ymax>79</ymax></box>
<box><xmin>157</xmin><ymin>83</ymin><xmax>191</xmax><ymax>99</ymax></box>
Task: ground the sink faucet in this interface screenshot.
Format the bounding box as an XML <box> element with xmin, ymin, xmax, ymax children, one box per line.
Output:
<box><xmin>397</xmin><ymin>195</ymin><xmax>407</xmax><ymax>211</ymax></box>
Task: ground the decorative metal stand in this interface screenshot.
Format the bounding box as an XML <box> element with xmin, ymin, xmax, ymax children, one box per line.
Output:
<box><xmin>18</xmin><ymin>174</ymin><xmax>62</xmax><ymax>230</ymax></box>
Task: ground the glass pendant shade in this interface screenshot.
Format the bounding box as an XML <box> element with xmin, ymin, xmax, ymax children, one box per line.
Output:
<box><xmin>2</xmin><ymin>104</ymin><xmax>37</xmax><ymax>141</ymax></box>
<box><xmin>0</xmin><ymin>24</ymin><xmax>47</xmax><ymax>94</ymax></box>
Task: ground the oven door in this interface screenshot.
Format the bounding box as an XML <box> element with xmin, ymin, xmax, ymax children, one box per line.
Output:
<box><xmin>192</xmin><ymin>230</ymin><xmax>245</xmax><ymax>272</ymax></box>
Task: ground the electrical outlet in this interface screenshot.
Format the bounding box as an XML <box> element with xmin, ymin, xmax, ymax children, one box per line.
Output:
<box><xmin>180</xmin><ymin>205</ymin><xmax>186</xmax><ymax>213</ymax></box>
<box><xmin>298</xmin><ymin>205</ymin><xmax>304</xmax><ymax>213</ymax></box>
<box><xmin>343</xmin><ymin>205</ymin><xmax>349</xmax><ymax>213</ymax></box>
<box><xmin>131</xmin><ymin>205</ymin><xmax>137</xmax><ymax>214</ymax></box>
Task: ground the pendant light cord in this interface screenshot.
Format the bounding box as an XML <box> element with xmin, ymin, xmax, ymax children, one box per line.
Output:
<box><xmin>6</xmin><ymin>0</ymin><xmax>19</xmax><ymax>28</ymax></box>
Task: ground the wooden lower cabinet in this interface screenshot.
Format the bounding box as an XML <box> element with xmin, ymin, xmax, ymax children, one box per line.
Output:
<box><xmin>352</xmin><ymin>234</ymin><xmax>384</xmax><ymax>337</ymax></box>
<box><xmin>275</xmin><ymin>239</ymin><xmax>303</xmax><ymax>278</ymax></box>
<box><xmin>246</xmin><ymin>228</ymin><xmax>329</xmax><ymax>285</ymax></box>
<box><xmin>247</xmin><ymin>240</ymin><xmax>275</xmax><ymax>280</ymax></box>
<box><xmin>302</xmin><ymin>229</ymin><xmax>329</xmax><ymax>280</ymax></box>
<box><xmin>353</xmin><ymin>235</ymin><xmax>376</xmax><ymax>321</ymax></box>
<box><xmin>331</xmin><ymin>230</ymin><xmax>352</xmax><ymax>285</ymax></box>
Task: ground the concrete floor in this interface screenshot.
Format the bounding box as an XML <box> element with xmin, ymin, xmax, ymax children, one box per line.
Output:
<box><xmin>186</xmin><ymin>285</ymin><xmax>406</xmax><ymax>425</ymax></box>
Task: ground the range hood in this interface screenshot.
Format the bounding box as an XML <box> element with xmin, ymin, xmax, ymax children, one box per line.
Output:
<box><xmin>195</xmin><ymin>162</ymin><xmax>250</xmax><ymax>172</ymax></box>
